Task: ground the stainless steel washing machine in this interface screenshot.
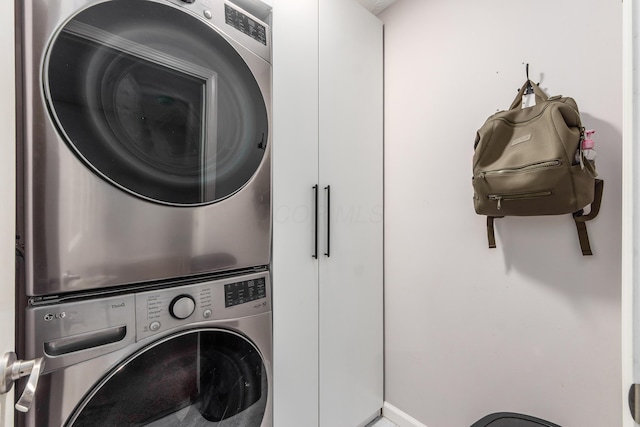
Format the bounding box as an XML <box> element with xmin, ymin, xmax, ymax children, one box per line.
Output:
<box><xmin>17</xmin><ymin>0</ymin><xmax>272</xmax><ymax>297</ymax></box>
<box><xmin>18</xmin><ymin>271</ymin><xmax>272</xmax><ymax>426</ymax></box>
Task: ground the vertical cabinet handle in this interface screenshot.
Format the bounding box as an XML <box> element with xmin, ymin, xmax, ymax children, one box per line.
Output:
<box><xmin>325</xmin><ymin>185</ymin><xmax>331</xmax><ymax>257</ymax></box>
<box><xmin>313</xmin><ymin>185</ymin><xmax>318</xmax><ymax>259</ymax></box>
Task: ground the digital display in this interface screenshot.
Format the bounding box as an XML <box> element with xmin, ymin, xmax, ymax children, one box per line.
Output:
<box><xmin>225</xmin><ymin>4</ymin><xmax>267</xmax><ymax>46</ymax></box>
<box><xmin>224</xmin><ymin>277</ymin><xmax>267</xmax><ymax>307</ymax></box>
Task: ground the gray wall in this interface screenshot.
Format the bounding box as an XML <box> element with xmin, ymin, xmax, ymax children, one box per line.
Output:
<box><xmin>380</xmin><ymin>1</ymin><xmax>622</xmax><ymax>426</ymax></box>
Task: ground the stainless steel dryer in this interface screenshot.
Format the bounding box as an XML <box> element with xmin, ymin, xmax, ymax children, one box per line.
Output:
<box><xmin>19</xmin><ymin>271</ymin><xmax>272</xmax><ymax>427</ymax></box>
<box><xmin>17</xmin><ymin>0</ymin><xmax>272</xmax><ymax>296</ymax></box>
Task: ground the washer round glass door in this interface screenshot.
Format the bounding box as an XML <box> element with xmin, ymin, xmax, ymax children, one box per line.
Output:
<box><xmin>45</xmin><ymin>0</ymin><xmax>269</xmax><ymax>205</ymax></box>
<box><xmin>66</xmin><ymin>329</ymin><xmax>268</xmax><ymax>426</ymax></box>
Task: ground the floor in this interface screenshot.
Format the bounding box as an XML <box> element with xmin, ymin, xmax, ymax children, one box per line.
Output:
<box><xmin>367</xmin><ymin>417</ymin><xmax>398</xmax><ymax>427</ymax></box>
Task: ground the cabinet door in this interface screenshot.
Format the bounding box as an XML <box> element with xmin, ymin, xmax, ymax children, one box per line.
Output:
<box><xmin>272</xmin><ymin>0</ymin><xmax>320</xmax><ymax>426</ymax></box>
<box><xmin>318</xmin><ymin>0</ymin><xmax>384</xmax><ymax>425</ymax></box>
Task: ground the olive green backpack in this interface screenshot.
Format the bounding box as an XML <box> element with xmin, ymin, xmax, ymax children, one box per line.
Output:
<box><xmin>472</xmin><ymin>80</ymin><xmax>603</xmax><ymax>255</ymax></box>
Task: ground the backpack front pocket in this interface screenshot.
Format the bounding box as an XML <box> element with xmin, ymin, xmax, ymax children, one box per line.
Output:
<box><xmin>487</xmin><ymin>190</ymin><xmax>553</xmax><ymax>210</ymax></box>
<box><xmin>477</xmin><ymin>160</ymin><xmax>561</xmax><ymax>179</ymax></box>
<box><xmin>473</xmin><ymin>159</ymin><xmax>574</xmax><ymax>216</ymax></box>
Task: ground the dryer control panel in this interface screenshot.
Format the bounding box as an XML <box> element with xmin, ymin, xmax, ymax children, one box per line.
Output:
<box><xmin>224</xmin><ymin>4</ymin><xmax>267</xmax><ymax>45</ymax></box>
<box><xmin>168</xmin><ymin>0</ymin><xmax>271</xmax><ymax>62</ymax></box>
<box><xmin>135</xmin><ymin>272</ymin><xmax>270</xmax><ymax>341</ymax></box>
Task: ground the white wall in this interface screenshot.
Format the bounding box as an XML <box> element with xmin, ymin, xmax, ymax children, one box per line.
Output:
<box><xmin>380</xmin><ymin>1</ymin><xmax>622</xmax><ymax>426</ymax></box>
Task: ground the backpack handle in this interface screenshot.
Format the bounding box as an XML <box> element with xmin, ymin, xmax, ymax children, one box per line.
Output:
<box><xmin>508</xmin><ymin>80</ymin><xmax>549</xmax><ymax>110</ymax></box>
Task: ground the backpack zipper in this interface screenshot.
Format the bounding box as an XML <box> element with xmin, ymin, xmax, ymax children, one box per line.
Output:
<box><xmin>478</xmin><ymin>160</ymin><xmax>561</xmax><ymax>179</ymax></box>
<box><xmin>578</xmin><ymin>127</ymin><xmax>585</xmax><ymax>169</ymax></box>
<box><xmin>487</xmin><ymin>190</ymin><xmax>553</xmax><ymax>210</ymax></box>
<box><xmin>496</xmin><ymin>99</ymin><xmax>573</xmax><ymax>126</ymax></box>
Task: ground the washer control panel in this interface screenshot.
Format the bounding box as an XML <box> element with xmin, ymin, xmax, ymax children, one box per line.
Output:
<box><xmin>135</xmin><ymin>272</ymin><xmax>270</xmax><ymax>341</ymax></box>
<box><xmin>224</xmin><ymin>276</ymin><xmax>267</xmax><ymax>307</ymax></box>
<box><xmin>25</xmin><ymin>294</ymin><xmax>137</xmax><ymax>374</ymax></box>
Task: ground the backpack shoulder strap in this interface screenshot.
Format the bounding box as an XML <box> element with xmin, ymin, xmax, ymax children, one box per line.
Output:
<box><xmin>572</xmin><ymin>179</ymin><xmax>604</xmax><ymax>256</ymax></box>
<box><xmin>486</xmin><ymin>216</ymin><xmax>503</xmax><ymax>249</ymax></box>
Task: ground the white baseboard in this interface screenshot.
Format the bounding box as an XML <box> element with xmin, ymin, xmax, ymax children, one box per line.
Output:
<box><xmin>382</xmin><ymin>402</ymin><xmax>428</xmax><ymax>427</ymax></box>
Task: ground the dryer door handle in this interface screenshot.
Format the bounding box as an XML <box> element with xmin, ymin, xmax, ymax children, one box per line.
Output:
<box><xmin>0</xmin><ymin>351</ymin><xmax>45</xmax><ymax>413</ymax></box>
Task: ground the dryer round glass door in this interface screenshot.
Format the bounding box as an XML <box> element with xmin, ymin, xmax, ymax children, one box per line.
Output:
<box><xmin>44</xmin><ymin>0</ymin><xmax>269</xmax><ymax>206</ymax></box>
<box><xmin>65</xmin><ymin>329</ymin><xmax>268</xmax><ymax>426</ymax></box>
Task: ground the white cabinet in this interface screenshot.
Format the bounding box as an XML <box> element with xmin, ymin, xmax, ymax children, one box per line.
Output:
<box><xmin>272</xmin><ymin>0</ymin><xmax>319</xmax><ymax>425</ymax></box>
<box><xmin>272</xmin><ymin>0</ymin><xmax>383</xmax><ymax>426</ymax></box>
<box><xmin>318</xmin><ymin>0</ymin><xmax>383</xmax><ymax>425</ymax></box>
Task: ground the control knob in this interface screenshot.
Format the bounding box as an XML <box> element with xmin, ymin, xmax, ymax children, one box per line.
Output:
<box><xmin>169</xmin><ymin>295</ymin><xmax>196</xmax><ymax>319</ymax></box>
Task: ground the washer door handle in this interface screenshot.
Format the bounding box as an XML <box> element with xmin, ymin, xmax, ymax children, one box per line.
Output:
<box><xmin>0</xmin><ymin>351</ymin><xmax>45</xmax><ymax>413</ymax></box>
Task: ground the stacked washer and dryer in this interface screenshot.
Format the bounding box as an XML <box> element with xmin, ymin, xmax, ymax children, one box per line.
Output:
<box><xmin>15</xmin><ymin>0</ymin><xmax>273</xmax><ymax>425</ymax></box>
